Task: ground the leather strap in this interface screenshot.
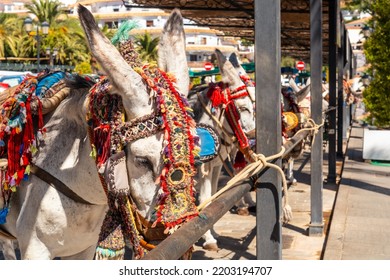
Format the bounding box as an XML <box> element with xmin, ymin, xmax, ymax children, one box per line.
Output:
<box><xmin>30</xmin><ymin>165</ymin><xmax>95</xmax><ymax>205</ymax></box>
<box><xmin>0</xmin><ymin>227</ymin><xmax>17</xmax><ymax>240</ymax></box>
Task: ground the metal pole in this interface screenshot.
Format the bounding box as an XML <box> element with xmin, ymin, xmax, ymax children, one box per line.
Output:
<box><xmin>348</xmin><ymin>41</ymin><xmax>354</xmax><ymax>125</ymax></box>
<box><xmin>309</xmin><ymin>0</ymin><xmax>324</xmax><ymax>236</ymax></box>
<box><xmin>254</xmin><ymin>0</ymin><xmax>282</xmax><ymax>260</ymax></box>
<box><xmin>36</xmin><ymin>25</ymin><xmax>41</xmax><ymax>72</ymax></box>
<box><xmin>337</xmin><ymin>19</ymin><xmax>345</xmax><ymax>156</ymax></box>
<box><xmin>327</xmin><ymin>0</ymin><xmax>338</xmax><ymax>184</ymax></box>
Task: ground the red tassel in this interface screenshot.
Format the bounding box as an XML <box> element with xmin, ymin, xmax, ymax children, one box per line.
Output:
<box><xmin>233</xmin><ymin>151</ymin><xmax>247</xmax><ymax>170</ymax></box>
<box><xmin>37</xmin><ymin>99</ymin><xmax>45</xmax><ymax>135</ymax></box>
<box><xmin>93</xmin><ymin>124</ymin><xmax>111</xmax><ymax>167</ymax></box>
<box><xmin>207</xmin><ymin>84</ymin><xmax>226</xmax><ymax>108</ymax></box>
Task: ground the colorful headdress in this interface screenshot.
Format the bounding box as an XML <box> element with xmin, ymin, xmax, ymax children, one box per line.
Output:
<box><xmin>91</xmin><ymin>25</ymin><xmax>200</xmax><ymax>259</ymax></box>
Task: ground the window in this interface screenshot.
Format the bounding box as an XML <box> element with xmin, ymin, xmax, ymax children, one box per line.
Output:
<box><xmin>189</xmin><ymin>54</ymin><xmax>198</xmax><ymax>61</ymax></box>
<box><xmin>201</xmin><ymin>37</ymin><xmax>207</xmax><ymax>45</ymax></box>
<box><xmin>107</xmin><ymin>21</ymin><xmax>118</xmax><ymax>29</ymax></box>
<box><xmin>146</xmin><ymin>20</ymin><xmax>154</xmax><ymax>27</ymax></box>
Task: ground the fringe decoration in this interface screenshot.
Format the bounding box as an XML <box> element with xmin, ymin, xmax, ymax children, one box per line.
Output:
<box><xmin>207</xmin><ymin>82</ymin><xmax>228</xmax><ymax>110</ymax></box>
<box><xmin>95</xmin><ymin>207</ymin><xmax>126</xmax><ymax>260</ymax></box>
<box><xmin>206</xmin><ymin>82</ymin><xmax>251</xmax><ymax>152</ymax></box>
<box><xmin>0</xmin><ymin>76</ymin><xmax>44</xmax><ymax>188</ymax></box>
<box><xmin>0</xmin><ymin>74</ymin><xmax>48</xmax><ymax>223</ymax></box>
<box><xmin>136</xmin><ymin>66</ymin><xmax>200</xmax><ymax>232</ymax></box>
<box><xmin>111</xmin><ymin>20</ymin><xmax>139</xmax><ymax>46</ymax></box>
<box><xmin>0</xmin><ymin>71</ymin><xmax>70</xmax><ymax>220</ymax></box>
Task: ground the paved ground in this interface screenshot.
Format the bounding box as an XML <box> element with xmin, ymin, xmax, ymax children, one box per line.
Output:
<box><xmin>323</xmin><ymin>123</ymin><xmax>390</xmax><ymax>260</ymax></box>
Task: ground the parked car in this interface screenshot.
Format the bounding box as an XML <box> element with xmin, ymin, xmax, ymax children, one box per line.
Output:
<box><xmin>0</xmin><ymin>75</ymin><xmax>27</xmax><ymax>88</ymax></box>
<box><xmin>0</xmin><ymin>82</ymin><xmax>10</xmax><ymax>92</ymax></box>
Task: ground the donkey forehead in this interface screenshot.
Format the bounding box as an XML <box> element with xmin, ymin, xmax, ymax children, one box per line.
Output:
<box><xmin>129</xmin><ymin>134</ymin><xmax>163</xmax><ymax>159</ymax></box>
<box><xmin>234</xmin><ymin>94</ymin><xmax>253</xmax><ymax>108</ymax></box>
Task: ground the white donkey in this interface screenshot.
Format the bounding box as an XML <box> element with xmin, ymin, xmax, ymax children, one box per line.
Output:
<box><xmin>187</xmin><ymin>50</ymin><xmax>256</xmax><ymax>251</ymax></box>
<box><xmin>0</xmin><ymin>6</ymin><xmax>197</xmax><ymax>260</ymax></box>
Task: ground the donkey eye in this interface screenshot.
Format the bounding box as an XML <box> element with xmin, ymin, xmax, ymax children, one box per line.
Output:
<box><xmin>134</xmin><ymin>156</ymin><xmax>153</xmax><ymax>170</ymax></box>
<box><xmin>238</xmin><ymin>106</ymin><xmax>250</xmax><ymax>113</ymax></box>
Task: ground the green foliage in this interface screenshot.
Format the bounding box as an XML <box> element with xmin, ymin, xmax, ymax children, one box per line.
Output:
<box><xmin>133</xmin><ymin>32</ymin><xmax>159</xmax><ymax>64</ymax></box>
<box><xmin>363</xmin><ymin>0</ymin><xmax>390</xmax><ymax>128</ymax></box>
<box><xmin>281</xmin><ymin>56</ymin><xmax>295</xmax><ymax>67</ymax></box>
<box><xmin>25</xmin><ymin>0</ymin><xmax>64</xmax><ymax>24</ymax></box>
<box><xmin>74</xmin><ymin>61</ymin><xmax>92</xmax><ymax>74</ymax></box>
<box><xmin>344</xmin><ymin>0</ymin><xmax>374</xmax><ymax>15</ymax></box>
<box><xmin>191</xmin><ymin>77</ymin><xmax>201</xmax><ymax>86</ymax></box>
<box><xmin>240</xmin><ymin>38</ymin><xmax>254</xmax><ymax>47</ymax></box>
<box><xmin>0</xmin><ymin>0</ymin><xmax>91</xmax><ymax>70</ymax></box>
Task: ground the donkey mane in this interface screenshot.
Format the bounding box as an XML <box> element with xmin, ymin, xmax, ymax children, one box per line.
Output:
<box><xmin>65</xmin><ymin>74</ymin><xmax>97</xmax><ymax>90</ymax></box>
<box><xmin>187</xmin><ymin>84</ymin><xmax>210</xmax><ymax>123</ymax></box>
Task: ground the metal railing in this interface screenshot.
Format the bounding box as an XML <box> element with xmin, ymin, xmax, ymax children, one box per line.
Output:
<box><xmin>0</xmin><ymin>62</ymin><xmax>74</xmax><ymax>73</ymax></box>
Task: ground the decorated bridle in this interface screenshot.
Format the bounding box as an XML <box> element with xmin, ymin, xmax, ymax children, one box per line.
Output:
<box><xmin>88</xmin><ymin>40</ymin><xmax>201</xmax><ymax>260</ymax></box>
<box><xmin>202</xmin><ymin>78</ymin><xmax>256</xmax><ymax>163</ymax></box>
<box><xmin>239</xmin><ymin>74</ymin><xmax>256</xmax><ymax>102</ymax></box>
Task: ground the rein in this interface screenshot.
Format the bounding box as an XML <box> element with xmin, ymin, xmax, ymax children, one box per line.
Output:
<box><xmin>29</xmin><ymin>165</ymin><xmax>96</xmax><ymax>205</ymax></box>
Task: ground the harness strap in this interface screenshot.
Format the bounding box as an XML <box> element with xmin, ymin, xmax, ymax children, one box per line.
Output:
<box><xmin>29</xmin><ymin>165</ymin><xmax>95</xmax><ymax>205</ymax></box>
<box><xmin>113</xmin><ymin>112</ymin><xmax>163</xmax><ymax>150</ymax></box>
<box><xmin>0</xmin><ymin>227</ymin><xmax>16</xmax><ymax>240</ymax></box>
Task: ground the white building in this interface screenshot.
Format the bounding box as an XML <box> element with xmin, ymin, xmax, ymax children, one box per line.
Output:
<box><xmin>1</xmin><ymin>0</ymin><xmax>249</xmax><ymax>71</ymax></box>
<box><xmin>345</xmin><ymin>17</ymin><xmax>371</xmax><ymax>71</ymax></box>
<box><xmin>69</xmin><ymin>0</ymin><xmax>238</xmax><ymax>70</ymax></box>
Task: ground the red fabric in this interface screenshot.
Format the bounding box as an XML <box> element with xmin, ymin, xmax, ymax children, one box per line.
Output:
<box><xmin>233</xmin><ymin>151</ymin><xmax>247</xmax><ymax>169</ymax></box>
<box><xmin>207</xmin><ymin>83</ymin><xmax>227</xmax><ymax>109</ymax></box>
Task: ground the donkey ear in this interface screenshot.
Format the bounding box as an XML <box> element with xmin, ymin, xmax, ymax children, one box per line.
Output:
<box><xmin>158</xmin><ymin>9</ymin><xmax>189</xmax><ymax>97</ymax></box>
<box><xmin>229</xmin><ymin>52</ymin><xmax>241</xmax><ymax>68</ymax></box>
<box><xmin>296</xmin><ymin>84</ymin><xmax>311</xmax><ymax>103</ymax></box>
<box><xmin>288</xmin><ymin>77</ymin><xmax>300</xmax><ymax>93</ymax></box>
<box><xmin>229</xmin><ymin>52</ymin><xmax>248</xmax><ymax>76</ymax></box>
<box><xmin>77</xmin><ymin>4</ymin><xmax>145</xmax><ymax>100</ymax></box>
<box><xmin>215</xmin><ymin>49</ymin><xmax>242</xmax><ymax>86</ymax></box>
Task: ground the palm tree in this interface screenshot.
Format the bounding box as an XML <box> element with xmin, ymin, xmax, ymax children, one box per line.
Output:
<box><xmin>23</xmin><ymin>0</ymin><xmax>91</xmax><ymax>69</ymax></box>
<box><xmin>45</xmin><ymin>18</ymin><xmax>89</xmax><ymax>66</ymax></box>
<box><xmin>134</xmin><ymin>32</ymin><xmax>159</xmax><ymax>63</ymax></box>
<box><xmin>0</xmin><ymin>14</ymin><xmax>20</xmax><ymax>58</ymax></box>
<box><xmin>25</xmin><ymin>0</ymin><xmax>64</xmax><ymax>25</ymax></box>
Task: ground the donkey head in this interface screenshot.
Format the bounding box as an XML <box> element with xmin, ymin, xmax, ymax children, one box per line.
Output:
<box><xmin>215</xmin><ymin>49</ymin><xmax>255</xmax><ymax>136</ymax></box>
<box><xmin>78</xmin><ymin>4</ymin><xmax>199</xmax><ymax>242</ymax></box>
<box><xmin>229</xmin><ymin>52</ymin><xmax>255</xmax><ymax>102</ymax></box>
